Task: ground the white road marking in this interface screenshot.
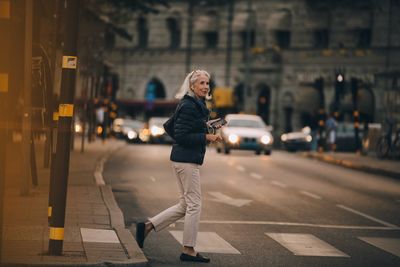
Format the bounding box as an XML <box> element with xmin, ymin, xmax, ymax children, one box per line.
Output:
<box><xmin>175</xmin><ymin>220</ymin><xmax>400</xmax><ymax>230</ymax></box>
<box><xmin>169</xmin><ymin>231</ymin><xmax>241</xmax><ymax>254</ymax></box>
<box><xmin>148</xmin><ymin>176</ymin><xmax>156</xmax><ymax>182</ymax></box>
<box><xmin>236</xmin><ymin>165</ymin><xmax>245</xmax><ymax>172</ymax></box>
<box><xmin>250</xmin><ymin>172</ymin><xmax>263</xmax><ymax>180</ymax></box>
<box><xmin>359</xmin><ymin>237</ymin><xmax>400</xmax><ymax>257</ymax></box>
<box><xmin>300</xmin><ymin>190</ymin><xmax>322</xmax><ymax>200</ymax></box>
<box><xmin>80</xmin><ymin>228</ymin><xmax>120</xmax><ymax>243</ymax></box>
<box><xmin>94</xmin><ymin>156</ymin><xmax>108</xmax><ymax>186</ymax></box>
<box><xmin>208</xmin><ymin>191</ymin><xmax>252</xmax><ymax>207</ymax></box>
<box><xmin>266</xmin><ymin>233</ymin><xmax>349</xmax><ymax>257</ymax></box>
<box><xmin>271</xmin><ymin>180</ymin><xmax>287</xmax><ymax>188</ymax></box>
<box><xmin>337</xmin><ymin>204</ymin><xmax>398</xmax><ymax>228</ymax></box>
<box><xmin>227</xmin><ymin>161</ymin><xmax>234</xmax><ymax>166</ymax></box>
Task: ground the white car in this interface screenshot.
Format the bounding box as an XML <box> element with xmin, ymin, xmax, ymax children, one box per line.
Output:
<box><xmin>148</xmin><ymin>117</ymin><xmax>173</xmax><ymax>144</ymax></box>
<box><xmin>216</xmin><ymin>114</ymin><xmax>273</xmax><ymax>155</ymax></box>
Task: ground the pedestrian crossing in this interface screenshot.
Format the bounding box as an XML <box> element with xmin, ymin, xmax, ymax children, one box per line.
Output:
<box><xmin>168</xmin><ymin>230</ymin><xmax>400</xmax><ymax>258</ymax></box>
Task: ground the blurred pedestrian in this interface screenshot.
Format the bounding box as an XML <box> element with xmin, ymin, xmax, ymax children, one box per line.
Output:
<box><xmin>309</xmin><ymin>111</ymin><xmax>319</xmax><ymax>151</ymax></box>
<box><xmin>326</xmin><ymin>114</ymin><xmax>338</xmax><ymax>151</ymax></box>
<box><xmin>136</xmin><ymin>70</ymin><xmax>222</xmax><ymax>263</ymax></box>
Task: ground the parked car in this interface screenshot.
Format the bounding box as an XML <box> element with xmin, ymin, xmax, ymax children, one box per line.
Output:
<box><xmin>216</xmin><ymin>114</ymin><xmax>273</xmax><ymax>155</ymax></box>
<box><xmin>281</xmin><ymin>127</ymin><xmax>313</xmax><ymax>152</ymax></box>
<box><xmin>148</xmin><ymin>117</ymin><xmax>173</xmax><ymax>144</ymax></box>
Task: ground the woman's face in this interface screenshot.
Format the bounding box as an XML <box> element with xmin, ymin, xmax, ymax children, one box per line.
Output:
<box><xmin>192</xmin><ymin>73</ymin><xmax>209</xmax><ymax>99</ymax></box>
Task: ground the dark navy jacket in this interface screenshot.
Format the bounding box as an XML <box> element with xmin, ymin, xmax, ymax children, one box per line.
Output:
<box><xmin>170</xmin><ymin>95</ymin><xmax>209</xmax><ymax>165</ymax></box>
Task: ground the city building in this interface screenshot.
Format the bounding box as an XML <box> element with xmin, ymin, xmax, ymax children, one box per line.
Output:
<box><xmin>97</xmin><ymin>0</ymin><xmax>400</xmax><ymax>134</ymax></box>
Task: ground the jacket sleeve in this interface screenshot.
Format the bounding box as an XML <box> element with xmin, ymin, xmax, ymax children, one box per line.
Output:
<box><xmin>174</xmin><ymin>103</ymin><xmax>206</xmax><ymax>147</ymax></box>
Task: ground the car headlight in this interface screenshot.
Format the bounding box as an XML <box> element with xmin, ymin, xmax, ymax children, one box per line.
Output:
<box><xmin>74</xmin><ymin>123</ymin><xmax>82</xmax><ymax>133</ymax></box>
<box><xmin>150</xmin><ymin>126</ymin><xmax>165</xmax><ymax>136</ymax></box>
<box><xmin>228</xmin><ymin>134</ymin><xmax>239</xmax><ymax>144</ymax></box>
<box><xmin>127</xmin><ymin>130</ymin><xmax>138</xmax><ymax>140</ymax></box>
<box><xmin>261</xmin><ymin>134</ymin><xmax>272</xmax><ymax>145</ymax></box>
<box><xmin>281</xmin><ymin>134</ymin><xmax>288</xmax><ymax>142</ymax></box>
<box><xmin>306</xmin><ymin>135</ymin><xmax>312</xmax><ymax>142</ymax></box>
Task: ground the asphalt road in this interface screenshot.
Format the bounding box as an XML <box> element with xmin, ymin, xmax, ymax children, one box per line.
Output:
<box><xmin>103</xmin><ymin>144</ymin><xmax>400</xmax><ymax>267</ymax></box>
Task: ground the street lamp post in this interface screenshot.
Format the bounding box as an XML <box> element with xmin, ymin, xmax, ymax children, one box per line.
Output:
<box><xmin>225</xmin><ymin>0</ymin><xmax>234</xmax><ymax>87</ymax></box>
<box><xmin>185</xmin><ymin>0</ymin><xmax>194</xmax><ymax>74</ymax></box>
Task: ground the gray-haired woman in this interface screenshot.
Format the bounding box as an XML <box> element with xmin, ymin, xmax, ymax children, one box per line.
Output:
<box><xmin>136</xmin><ymin>70</ymin><xmax>222</xmax><ymax>263</ymax></box>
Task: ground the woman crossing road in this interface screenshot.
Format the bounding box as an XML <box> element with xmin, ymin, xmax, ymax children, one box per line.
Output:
<box><xmin>135</xmin><ymin>70</ymin><xmax>222</xmax><ymax>263</ymax></box>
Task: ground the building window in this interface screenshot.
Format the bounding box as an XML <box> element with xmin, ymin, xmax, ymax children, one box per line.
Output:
<box><xmin>275</xmin><ymin>30</ymin><xmax>291</xmax><ymax>49</ymax></box>
<box><xmin>313</xmin><ymin>29</ymin><xmax>329</xmax><ymax>48</ymax></box>
<box><xmin>356</xmin><ymin>28</ymin><xmax>371</xmax><ymax>48</ymax></box>
<box><xmin>204</xmin><ymin>31</ymin><xmax>218</xmax><ymax>49</ymax></box>
<box><xmin>137</xmin><ymin>17</ymin><xmax>148</xmax><ymax>48</ymax></box>
<box><xmin>166</xmin><ymin>17</ymin><xmax>181</xmax><ymax>49</ymax></box>
<box><xmin>240</xmin><ymin>30</ymin><xmax>256</xmax><ymax>49</ymax></box>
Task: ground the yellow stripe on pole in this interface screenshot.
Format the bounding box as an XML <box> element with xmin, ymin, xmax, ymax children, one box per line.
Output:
<box><xmin>59</xmin><ymin>104</ymin><xmax>74</xmax><ymax>117</ymax></box>
<box><xmin>49</xmin><ymin>227</ymin><xmax>64</xmax><ymax>241</ymax></box>
<box><xmin>0</xmin><ymin>0</ymin><xmax>10</xmax><ymax>19</ymax></box>
<box><xmin>0</xmin><ymin>73</ymin><xmax>9</xmax><ymax>92</ymax></box>
<box><xmin>48</xmin><ymin>206</ymin><xmax>52</xmax><ymax>217</ymax></box>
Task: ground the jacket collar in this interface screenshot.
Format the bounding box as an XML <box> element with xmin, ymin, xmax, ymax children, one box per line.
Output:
<box><xmin>183</xmin><ymin>95</ymin><xmax>209</xmax><ymax>117</ymax></box>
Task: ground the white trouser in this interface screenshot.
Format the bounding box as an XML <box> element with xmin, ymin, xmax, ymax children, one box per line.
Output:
<box><xmin>149</xmin><ymin>162</ymin><xmax>202</xmax><ymax>247</ymax></box>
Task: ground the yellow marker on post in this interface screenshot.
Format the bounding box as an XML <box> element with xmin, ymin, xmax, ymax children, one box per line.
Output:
<box><xmin>49</xmin><ymin>227</ymin><xmax>64</xmax><ymax>241</ymax></box>
<box><xmin>59</xmin><ymin>104</ymin><xmax>74</xmax><ymax>117</ymax></box>
<box><xmin>0</xmin><ymin>73</ymin><xmax>8</xmax><ymax>92</ymax></box>
<box><xmin>0</xmin><ymin>0</ymin><xmax>10</xmax><ymax>19</ymax></box>
<box><xmin>62</xmin><ymin>56</ymin><xmax>77</xmax><ymax>69</ymax></box>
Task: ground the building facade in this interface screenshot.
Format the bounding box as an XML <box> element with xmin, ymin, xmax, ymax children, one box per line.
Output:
<box><xmin>106</xmin><ymin>0</ymin><xmax>400</xmax><ymax>133</ymax></box>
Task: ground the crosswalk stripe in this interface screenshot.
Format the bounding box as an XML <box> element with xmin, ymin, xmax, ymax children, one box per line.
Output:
<box><xmin>266</xmin><ymin>233</ymin><xmax>349</xmax><ymax>257</ymax></box>
<box><xmin>80</xmin><ymin>228</ymin><xmax>120</xmax><ymax>243</ymax></box>
<box><xmin>169</xmin><ymin>231</ymin><xmax>241</xmax><ymax>254</ymax></box>
<box><xmin>359</xmin><ymin>237</ymin><xmax>400</xmax><ymax>257</ymax></box>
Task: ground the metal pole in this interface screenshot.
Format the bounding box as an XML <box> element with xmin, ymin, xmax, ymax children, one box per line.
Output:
<box><xmin>0</xmin><ymin>92</ymin><xmax>8</xmax><ymax>265</ymax></box>
<box><xmin>351</xmin><ymin>78</ymin><xmax>361</xmax><ymax>153</ymax></box>
<box><xmin>225</xmin><ymin>0</ymin><xmax>234</xmax><ymax>87</ymax></box>
<box><xmin>185</xmin><ymin>0</ymin><xmax>194</xmax><ymax>74</ymax></box>
<box><xmin>243</xmin><ymin>0</ymin><xmax>252</xmax><ymax>110</ymax></box>
<box><xmin>48</xmin><ymin>0</ymin><xmax>80</xmax><ymax>255</ymax></box>
<box><xmin>1</xmin><ymin>1</ymin><xmax>12</xmax><ymax>260</ymax></box>
<box><xmin>21</xmin><ymin>0</ymin><xmax>33</xmax><ymax>196</ymax></box>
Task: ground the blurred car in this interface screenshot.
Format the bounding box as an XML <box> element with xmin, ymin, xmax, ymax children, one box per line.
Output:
<box><xmin>112</xmin><ymin>118</ymin><xmax>125</xmax><ymax>138</ymax></box>
<box><xmin>119</xmin><ymin>119</ymin><xmax>146</xmax><ymax>143</ymax></box>
<box><xmin>280</xmin><ymin>126</ymin><xmax>313</xmax><ymax>152</ymax></box>
<box><xmin>216</xmin><ymin>114</ymin><xmax>273</xmax><ymax>155</ymax></box>
<box><xmin>148</xmin><ymin>117</ymin><xmax>173</xmax><ymax>144</ymax></box>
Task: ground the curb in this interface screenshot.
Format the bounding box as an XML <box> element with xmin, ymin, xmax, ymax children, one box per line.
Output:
<box><xmin>302</xmin><ymin>152</ymin><xmax>400</xmax><ymax>179</ymax></box>
<box><xmin>96</xmin><ymin>144</ymin><xmax>148</xmax><ymax>267</ymax></box>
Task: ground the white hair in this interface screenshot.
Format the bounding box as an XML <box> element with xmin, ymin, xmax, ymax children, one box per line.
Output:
<box><xmin>175</xmin><ymin>70</ymin><xmax>212</xmax><ymax>100</ymax></box>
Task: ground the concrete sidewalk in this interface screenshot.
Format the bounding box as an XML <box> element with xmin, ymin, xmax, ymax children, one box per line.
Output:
<box><xmin>302</xmin><ymin>151</ymin><xmax>400</xmax><ymax>179</ymax></box>
<box><xmin>1</xmin><ymin>138</ymin><xmax>146</xmax><ymax>266</ymax></box>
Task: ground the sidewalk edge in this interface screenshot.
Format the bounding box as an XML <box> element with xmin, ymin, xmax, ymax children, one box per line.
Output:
<box><xmin>302</xmin><ymin>152</ymin><xmax>400</xmax><ymax>179</ymax></box>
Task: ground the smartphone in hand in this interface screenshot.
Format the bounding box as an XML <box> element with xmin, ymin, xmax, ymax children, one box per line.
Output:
<box><xmin>208</xmin><ymin>118</ymin><xmax>227</xmax><ymax>129</ymax></box>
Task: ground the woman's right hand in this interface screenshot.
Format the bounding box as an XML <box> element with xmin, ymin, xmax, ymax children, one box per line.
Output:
<box><xmin>206</xmin><ymin>134</ymin><xmax>222</xmax><ymax>142</ymax></box>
